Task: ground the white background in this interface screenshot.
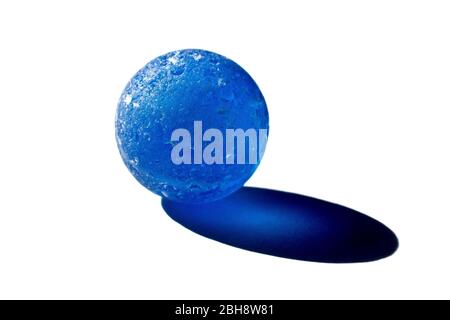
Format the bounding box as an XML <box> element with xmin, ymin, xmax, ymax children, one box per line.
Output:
<box><xmin>0</xmin><ymin>0</ymin><xmax>449</xmax><ymax>299</ymax></box>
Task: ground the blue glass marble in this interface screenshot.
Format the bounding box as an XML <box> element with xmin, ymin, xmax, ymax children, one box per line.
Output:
<box><xmin>116</xmin><ymin>49</ymin><xmax>269</xmax><ymax>203</ymax></box>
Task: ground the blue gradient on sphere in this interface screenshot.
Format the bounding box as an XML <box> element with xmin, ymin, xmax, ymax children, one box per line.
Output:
<box><xmin>115</xmin><ymin>49</ymin><xmax>269</xmax><ymax>203</ymax></box>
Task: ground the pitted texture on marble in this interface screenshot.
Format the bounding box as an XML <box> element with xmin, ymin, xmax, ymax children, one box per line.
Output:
<box><xmin>116</xmin><ymin>49</ymin><xmax>269</xmax><ymax>203</ymax></box>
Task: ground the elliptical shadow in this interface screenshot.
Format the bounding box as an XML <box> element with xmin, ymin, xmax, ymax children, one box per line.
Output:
<box><xmin>162</xmin><ymin>187</ymin><xmax>398</xmax><ymax>263</ymax></box>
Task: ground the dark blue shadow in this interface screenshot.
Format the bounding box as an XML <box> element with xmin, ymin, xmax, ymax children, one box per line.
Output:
<box><xmin>162</xmin><ymin>187</ymin><xmax>398</xmax><ymax>263</ymax></box>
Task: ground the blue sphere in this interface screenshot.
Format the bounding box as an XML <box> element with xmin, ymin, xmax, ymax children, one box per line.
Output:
<box><xmin>116</xmin><ymin>49</ymin><xmax>269</xmax><ymax>203</ymax></box>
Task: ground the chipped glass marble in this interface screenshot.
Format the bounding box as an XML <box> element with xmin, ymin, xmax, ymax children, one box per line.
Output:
<box><xmin>115</xmin><ymin>49</ymin><xmax>269</xmax><ymax>203</ymax></box>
